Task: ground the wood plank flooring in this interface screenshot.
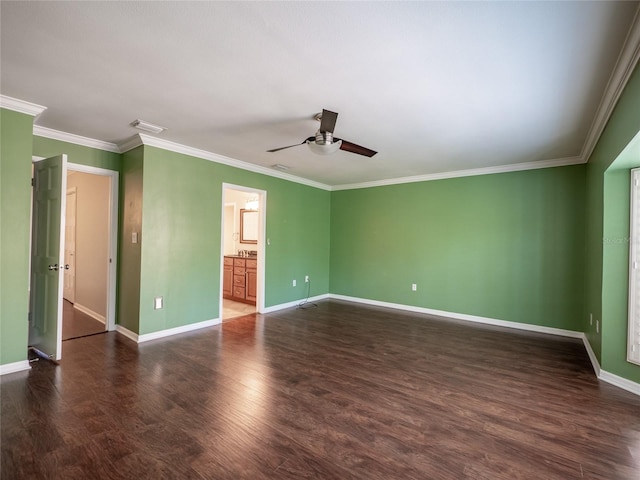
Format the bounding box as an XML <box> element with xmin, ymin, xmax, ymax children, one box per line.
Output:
<box><xmin>2</xmin><ymin>300</ymin><xmax>640</xmax><ymax>479</ymax></box>
<box><xmin>62</xmin><ymin>300</ymin><xmax>105</xmax><ymax>340</ymax></box>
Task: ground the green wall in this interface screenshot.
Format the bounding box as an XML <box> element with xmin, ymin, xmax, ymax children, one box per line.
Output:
<box><xmin>131</xmin><ymin>146</ymin><xmax>331</xmax><ymax>336</ymax></box>
<box><xmin>33</xmin><ymin>135</ymin><xmax>121</xmax><ymax>171</ymax></box>
<box><xmin>602</xmin><ymin>168</ymin><xmax>637</xmax><ymax>381</ymax></box>
<box><xmin>0</xmin><ymin>109</ymin><xmax>35</xmax><ymax>365</ymax></box>
<box><xmin>330</xmin><ymin>166</ymin><xmax>586</xmax><ymax>331</ymax></box>
<box><xmin>585</xmin><ymin>59</ymin><xmax>640</xmax><ymax>383</ymax></box>
<box><xmin>118</xmin><ymin>146</ymin><xmax>143</xmax><ymax>333</ymax></box>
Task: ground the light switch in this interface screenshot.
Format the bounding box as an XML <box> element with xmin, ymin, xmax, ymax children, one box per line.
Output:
<box><xmin>154</xmin><ymin>296</ymin><xmax>163</xmax><ymax>309</ymax></box>
<box><xmin>132</xmin><ymin>232</ymin><xmax>138</xmax><ymax>244</ymax></box>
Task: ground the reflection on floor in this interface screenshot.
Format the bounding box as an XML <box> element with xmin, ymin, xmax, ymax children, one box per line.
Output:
<box><xmin>62</xmin><ymin>300</ymin><xmax>105</xmax><ymax>340</ymax></box>
<box><xmin>222</xmin><ymin>299</ymin><xmax>256</xmax><ymax>321</ymax></box>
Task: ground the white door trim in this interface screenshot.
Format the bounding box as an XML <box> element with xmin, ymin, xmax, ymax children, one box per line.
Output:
<box><xmin>220</xmin><ymin>184</ymin><xmax>267</xmax><ymax>316</ymax></box>
<box><xmin>64</xmin><ymin>187</ymin><xmax>77</xmax><ymax>303</ymax></box>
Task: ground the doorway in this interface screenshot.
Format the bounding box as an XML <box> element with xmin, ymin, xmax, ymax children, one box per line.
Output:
<box><xmin>220</xmin><ymin>184</ymin><xmax>266</xmax><ymax>321</ymax></box>
<box><xmin>62</xmin><ymin>169</ymin><xmax>112</xmax><ymax>340</ymax></box>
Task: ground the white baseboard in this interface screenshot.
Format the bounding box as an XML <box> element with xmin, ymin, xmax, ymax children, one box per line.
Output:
<box><xmin>74</xmin><ymin>303</ymin><xmax>106</xmax><ymax>324</ymax></box>
<box><xmin>329</xmin><ymin>294</ymin><xmax>583</xmax><ymax>338</ymax></box>
<box><xmin>115</xmin><ymin>325</ymin><xmax>139</xmax><ymax>343</ymax></box>
<box><xmin>138</xmin><ymin>318</ymin><xmax>220</xmax><ymax>343</ymax></box>
<box><xmin>116</xmin><ymin>318</ymin><xmax>220</xmax><ymax>344</ymax></box>
<box><xmin>580</xmin><ymin>334</ymin><xmax>640</xmax><ymax>397</ymax></box>
<box><xmin>0</xmin><ymin>360</ymin><xmax>31</xmax><ymax>376</ymax></box>
<box><xmin>599</xmin><ymin>370</ymin><xmax>640</xmax><ymax>396</ymax></box>
<box><xmin>580</xmin><ymin>334</ymin><xmax>601</xmax><ymax>376</ymax></box>
<box><xmin>262</xmin><ymin>294</ymin><xmax>330</xmax><ymax>313</ymax></box>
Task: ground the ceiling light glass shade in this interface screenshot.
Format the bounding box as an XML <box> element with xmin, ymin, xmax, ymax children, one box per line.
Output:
<box><xmin>306</xmin><ymin>139</ymin><xmax>342</xmax><ymax>155</ymax></box>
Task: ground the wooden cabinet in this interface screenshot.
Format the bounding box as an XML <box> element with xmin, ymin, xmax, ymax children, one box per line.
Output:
<box><xmin>223</xmin><ymin>256</ymin><xmax>257</xmax><ymax>305</ymax></box>
<box><xmin>245</xmin><ymin>259</ymin><xmax>257</xmax><ymax>303</ymax></box>
<box><xmin>223</xmin><ymin>257</ymin><xmax>233</xmax><ymax>297</ymax></box>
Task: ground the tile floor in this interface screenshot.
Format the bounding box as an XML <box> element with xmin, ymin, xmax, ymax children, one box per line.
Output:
<box><xmin>222</xmin><ymin>298</ymin><xmax>256</xmax><ymax>321</ymax></box>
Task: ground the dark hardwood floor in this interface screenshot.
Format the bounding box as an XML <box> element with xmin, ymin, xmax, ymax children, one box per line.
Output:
<box><xmin>62</xmin><ymin>300</ymin><xmax>105</xmax><ymax>341</ymax></box>
<box><xmin>2</xmin><ymin>300</ymin><xmax>640</xmax><ymax>479</ymax></box>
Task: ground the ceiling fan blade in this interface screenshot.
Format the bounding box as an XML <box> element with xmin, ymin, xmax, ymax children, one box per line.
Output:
<box><xmin>320</xmin><ymin>109</ymin><xmax>338</xmax><ymax>133</ymax></box>
<box><xmin>338</xmin><ymin>139</ymin><xmax>377</xmax><ymax>157</ymax></box>
<box><xmin>267</xmin><ymin>137</ymin><xmax>315</xmax><ymax>153</ymax></box>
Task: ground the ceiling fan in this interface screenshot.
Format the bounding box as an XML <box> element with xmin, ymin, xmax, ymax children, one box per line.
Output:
<box><xmin>267</xmin><ymin>109</ymin><xmax>377</xmax><ymax>157</ymax></box>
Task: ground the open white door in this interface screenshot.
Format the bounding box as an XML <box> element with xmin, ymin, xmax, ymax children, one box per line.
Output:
<box><xmin>29</xmin><ymin>154</ymin><xmax>67</xmax><ymax>360</ymax></box>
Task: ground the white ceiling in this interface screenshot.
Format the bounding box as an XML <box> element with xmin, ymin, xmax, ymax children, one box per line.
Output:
<box><xmin>1</xmin><ymin>1</ymin><xmax>639</xmax><ymax>187</ymax></box>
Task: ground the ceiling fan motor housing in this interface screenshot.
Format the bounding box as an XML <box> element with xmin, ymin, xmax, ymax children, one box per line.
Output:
<box><xmin>315</xmin><ymin>130</ymin><xmax>334</xmax><ymax>145</ymax></box>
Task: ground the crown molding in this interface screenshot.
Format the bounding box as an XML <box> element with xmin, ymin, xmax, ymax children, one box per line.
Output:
<box><xmin>118</xmin><ymin>134</ymin><xmax>144</xmax><ymax>153</ymax></box>
<box><xmin>0</xmin><ymin>95</ymin><xmax>46</xmax><ymax>117</ymax></box>
<box><xmin>331</xmin><ymin>155</ymin><xmax>585</xmax><ymax>191</ymax></box>
<box><xmin>120</xmin><ymin>133</ymin><xmax>332</xmax><ymax>191</ymax></box>
<box><xmin>33</xmin><ymin>125</ymin><xmax>120</xmax><ymax>153</ymax></box>
<box><xmin>580</xmin><ymin>5</ymin><xmax>640</xmax><ymax>163</ymax></box>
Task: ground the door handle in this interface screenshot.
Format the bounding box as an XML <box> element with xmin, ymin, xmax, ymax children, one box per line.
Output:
<box><xmin>48</xmin><ymin>264</ymin><xmax>59</xmax><ymax>271</ymax></box>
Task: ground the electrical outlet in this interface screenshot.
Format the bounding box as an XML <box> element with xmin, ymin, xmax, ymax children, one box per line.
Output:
<box><xmin>590</xmin><ymin>313</ymin><xmax>593</xmax><ymax>325</ymax></box>
<box><xmin>154</xmin><ymin>296</ymin><xmax>163</xmax><ymax>310</ymax></box>
<box><xmin>596</xmin><ymin>319</ymin><xmax>600</xmax><ymax>334</ymax></box>
<box><xmin>292</xmin><ymin>279</ymin><xmax>296</xmax><ymax>287</ymax></box>
<box><xmin>412</xmin><ymin>283</ymin><xmax>417</xmax><ymax>291</ymax></box>
<box><xmin>305</xmin><ymin>275</ymin><xmax>309</xmax><ymax>283</ymax></box>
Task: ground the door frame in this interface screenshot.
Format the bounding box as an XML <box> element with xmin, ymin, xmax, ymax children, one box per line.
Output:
<box><xmin>220</xmin><ymin>184</ymin><xmax>266</xmax><ymax>318</ymax></box>
<box><xmin>66</xmin><ymin>163</ymin><xmax>119</xmax><ymax>332</ymax></box>
<box><xmin>63</xmin><ymin>186</ymin><xmax>77</xmax><ymax>304</ymax></box>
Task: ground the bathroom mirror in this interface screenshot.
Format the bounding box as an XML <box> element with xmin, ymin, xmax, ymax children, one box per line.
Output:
<box><xmin>240</xmin><ymin>209</ymin><xmax>258</xmax><ymax>244</ymax></box>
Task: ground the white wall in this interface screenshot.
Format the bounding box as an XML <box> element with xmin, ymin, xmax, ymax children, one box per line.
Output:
<box><xmin>223</xmin><ymin>203</ymin><xmax>236</xmax><ymax>255</ymax></box>
<box><xmin>66</xmin><ymin>172</ymin><xmax>109</xmax><ymax>318</ymax></box>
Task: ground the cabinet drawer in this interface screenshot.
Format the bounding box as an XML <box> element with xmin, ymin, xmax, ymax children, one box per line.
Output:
<box><xmin>246</xmin><ymin>259</ymin><xmax>257</xmax><ymax>268</ymax></box>
<box><xmin>234</xmin><ymin>267</ymin><xmax>245</xmax><ymax>275</ymax></box>
<box><xmin>223</xmin><ymin>257</ymin><xmax>234</xmax><ymax>266</ymax></box>
<box><xmin>233</xmin><ymin>274</ymin><xmax>245</xmax><ymax>286</ymax></box>
<box><xmin>233</xmin><ymin>286</ymin><xmax>245</xmax><ymax>298</ymax></box>
<box><xmin>234</xmin><ymin>258</ymin><xmax>246</xmax><ymax>267</ymax></box>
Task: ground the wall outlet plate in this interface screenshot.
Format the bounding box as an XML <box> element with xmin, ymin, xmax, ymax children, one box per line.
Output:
<box><xmin>305</xmin><ymin>275</ymin><xmax>309</xmax><ymax>283</ymax></box>
<box><xmin>154</xmin><ymin>296</ymin><xmax>163</xmax><ymax>309</ymax></box>
<box><xmin>292</xmin><ymin>279</ymin><xmax>296</xmax><ymax>287</ymax></box>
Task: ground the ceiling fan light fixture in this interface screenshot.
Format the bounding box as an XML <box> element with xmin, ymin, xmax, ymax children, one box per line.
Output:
<box><xmin>307</xmin><ymin>139</ymin><xmax>342</xmax><ymax>155</ymax></box>
<box><xmin>131</xmin><ymin>119</ymin><xmax>167</xmax><ymax>134</ymax></box>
